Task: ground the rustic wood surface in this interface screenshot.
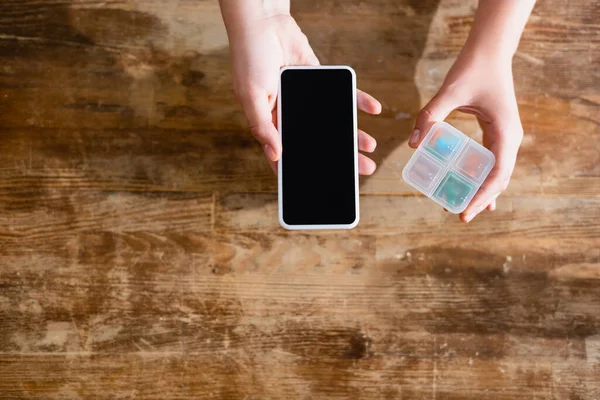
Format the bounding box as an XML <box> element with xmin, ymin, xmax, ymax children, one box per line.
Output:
<box><xmin>0</xmin><ymin>0</ymin><xmax>599</xmax><ymax>398</ymax></box>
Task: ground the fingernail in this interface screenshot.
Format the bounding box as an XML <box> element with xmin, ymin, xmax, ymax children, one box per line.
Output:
<box><xmin>464</xmin><ymin>213</ymin><xmax>475</xmax><ymax>223</ymax></box>
<box><xmin>409</xmin><ymin>129</ymin><xmax>421</xmax><ymax>145</ymax></box>
<box><xmin>264</xmin><ymin>144</ymin><xmax>276</xmax><ymax>161</ymax></box>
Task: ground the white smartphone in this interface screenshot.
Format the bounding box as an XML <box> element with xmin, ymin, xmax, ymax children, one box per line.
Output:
<box><xmin>278</xmin><ymin>66</ymin><xmax>359</xmax><ymax>230</ymax></box>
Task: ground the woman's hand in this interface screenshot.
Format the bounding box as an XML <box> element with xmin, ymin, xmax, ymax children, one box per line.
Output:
<box><xmin>225</xmin><ymin>13</ymin><xmax>382</xmax><ymax>174</ymax></box>
<box><xmin>410</xmin><ymin>50</ymin><xmax>523</xmax><ymax>223</ymax></box>
<box><xmin>410</xmin><ymin>0</ymin><xmax>535</xmax><ymax>223</ymax></box>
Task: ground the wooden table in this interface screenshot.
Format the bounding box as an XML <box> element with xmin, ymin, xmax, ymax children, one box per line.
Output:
<box><xmin>1</xmin><ymin>0</ymin><xmax>599</xmax><ymax>398</ymax></box>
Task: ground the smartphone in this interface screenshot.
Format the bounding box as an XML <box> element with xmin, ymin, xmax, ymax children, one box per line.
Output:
<box><xmin>278</xmin><ymin>66</ymin><xmax>359</xmax><ymax>230</ymax></box>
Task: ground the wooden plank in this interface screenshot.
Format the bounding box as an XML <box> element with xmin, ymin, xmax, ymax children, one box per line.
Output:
<box><xmin>0</xmin><ymin>231</ymin><xmax>377</xmax><ymax>277</ymax></box>
<box><xmin>2</xmin><ymin>275</ymin><xmax>598</xmax><ymax>357</ymax></box>
<box><xmin>1</xmin><ymin>266</ymin><xmax>599</xmax><ymax>397</ymax></box>
<box><xmin>0</xmin><ymin>353</ymin><xmax>434</xmax><ymax>399</ymax></box>
<box><xmin>215</xmin><ymin>193</ymin><xmax>600</xmax><ymax>238</ymax></box>
<box><xmin>0</xmin><ymin>348</ymin><xmax>593</xmax><ymax>397</ymax></box>
<box><xmin>0</xmin><ymin>41</ymin><xmax>241</xmax><ymax>131</ymax></box>
<box><xmin>2</xmin><ymin>234</ymin><xmax>599</xmax><ymax>352</ymax></box>
<box><xmin>0</xmin><ymin>191</ymin><xmax>212</xmax><ymax>239</ymax></box>
<box><xmin>0</xmin><ymin>128</ymin><xmax>274</xmax><ymax>195</ymax></box>
<box><xmin>3</xmin><ymin>230</ymin><xmax>597</xmax><ymax>284</ymax></box>
<box><xmin>374</xmin><ymin>235</ymin><xmax>600</xmax><ymax>276</ymax></box>
<box><xmin>0</xmin><ymin>352</ymin><xmax>597</xmax><ymax>398</ymax></box>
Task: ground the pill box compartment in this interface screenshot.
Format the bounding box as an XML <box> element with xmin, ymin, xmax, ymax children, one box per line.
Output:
<box><xmin>402</xmin><ymin>152</ymin><xmax>445</xmax><ymax>195</ymax></box>
<box><xmin>454</xmin><ymin>141</ymin><xmax>495</xmax><ymax>185</ymax></box>
<box><xmin>421</xmin><ymin>123</ymin><xmax>465</xmax><ymax>162</ymax></box>
<box><xmin>433</xmin><ymin>171</ymin><xmax>476</xmax><ymax>212</ymax></box>
<box><xmin>402</xmin><ymin>122</ymin><xmax>496</xmax><ymax>214</ymax></box>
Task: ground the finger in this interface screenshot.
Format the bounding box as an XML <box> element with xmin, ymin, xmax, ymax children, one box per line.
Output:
<box><xmin>460</xmin><ymin>162</ymin><xmax>513</xmax><ymax>223</ymax></box>
<box><xmin>357</xmin><ymin>90</ymin><xmax>382</xmax><ymax>115</ymax></box>
<box><xmin>460</xmin><ymin>122</ymin><xmax>520</xmax><ymax>223</ymax></box>
<box><xmin>358</xmin><ymin>153</ymin><xmax>377</xmax><ymax>176</ymax></box>
<box><xmin>269</xmin><ymin>159</ymin><xmax>277</xmax><ymax>176</ymax></box>
<box><xmin>410</xmin><ymin>89</ymin><xmax>460</xmax><ymax>148</ymax></box>
<box><xmin>358</xmin><ymin>129</ymin><xmax>377</xmax><ymax>153</ymax></box>
<box><xmin>460</xmin><ymin>174</ymin><xmax>505</xmax><ymax>223</ymax></box>
<box><xmin>486</xmin><ymin>193</ymin><xmax>499</xmax><ymax>211</ymax></box>
<box><xmin>241</xmin><ymin>91</ymin><xmax>281</xmax><ymax>162</ymax></box>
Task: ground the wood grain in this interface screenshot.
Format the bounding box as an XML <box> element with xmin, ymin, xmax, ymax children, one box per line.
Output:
<box><xmin>0</xmin><ymin>0</ymin><xmax>599</xmax><ymax>398</ymax></box>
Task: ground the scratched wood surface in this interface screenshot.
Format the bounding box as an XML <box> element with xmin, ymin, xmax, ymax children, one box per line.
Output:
<box><xmin>0</xmin><ymin>0</ymin><xmax>599</xmax><ymax>399</ymax></box>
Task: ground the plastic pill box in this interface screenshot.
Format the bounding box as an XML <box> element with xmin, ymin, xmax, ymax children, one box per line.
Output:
<box><xmin>402</xmin><ymin>122</ymin><xmax>495</xmax><ymax>214</ymax></box>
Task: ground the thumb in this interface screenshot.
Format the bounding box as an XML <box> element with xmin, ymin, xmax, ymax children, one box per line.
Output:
<box><xmin>242</xmin><ymin>91</ymin><xmax>281</xmax><ymax>162</ymax></box>
<box><xmin>293</xmin><ymin>27</ymin><xmax>320</xmax><ymax>66</ymax></box>
<box><xmin>410</xmin><ymin>89</ymin><xmax>459</xmax><ymax>148</ymax></box>
<box><xmin>299</xmin><ymin>42</ymin><xmax>320</xmax><ymax>66</ymax></box>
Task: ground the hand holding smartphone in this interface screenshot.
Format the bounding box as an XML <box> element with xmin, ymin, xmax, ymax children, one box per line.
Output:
<box><xmin>278</xmin><ymin>66</ymin><xmax>360</xmax><ymax>230</ymax></box>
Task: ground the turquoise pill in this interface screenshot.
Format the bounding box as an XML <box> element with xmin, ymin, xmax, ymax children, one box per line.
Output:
<box><xmin>433</xmin><ymin>172</ymin><xmax>475</xmax><ymax>209</ymax></box>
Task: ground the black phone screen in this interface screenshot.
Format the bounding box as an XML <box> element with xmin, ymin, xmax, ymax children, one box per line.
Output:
<box><xmin>280</xmin><ymin>68</ymin><xmax>357</xmax><ymax>226</ymax></box>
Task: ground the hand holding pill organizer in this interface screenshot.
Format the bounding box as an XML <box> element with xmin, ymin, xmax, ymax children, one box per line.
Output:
<box><xmin>402</xmin><ymin>122</ymin><xmax>495</xmax><ymax>214</ymax></box>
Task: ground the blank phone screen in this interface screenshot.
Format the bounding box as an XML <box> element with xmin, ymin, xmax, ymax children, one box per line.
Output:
<box><xmin>280</xmin><ymin>68</ymin><xmax>357</xmax><ymax>226</ymax></box>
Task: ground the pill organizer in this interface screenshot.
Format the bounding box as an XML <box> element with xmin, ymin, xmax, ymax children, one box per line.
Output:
<box><xmin>402</xmin><ymin>122</ymin><xmax>495</xmax><ymax>214</ymax></box>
